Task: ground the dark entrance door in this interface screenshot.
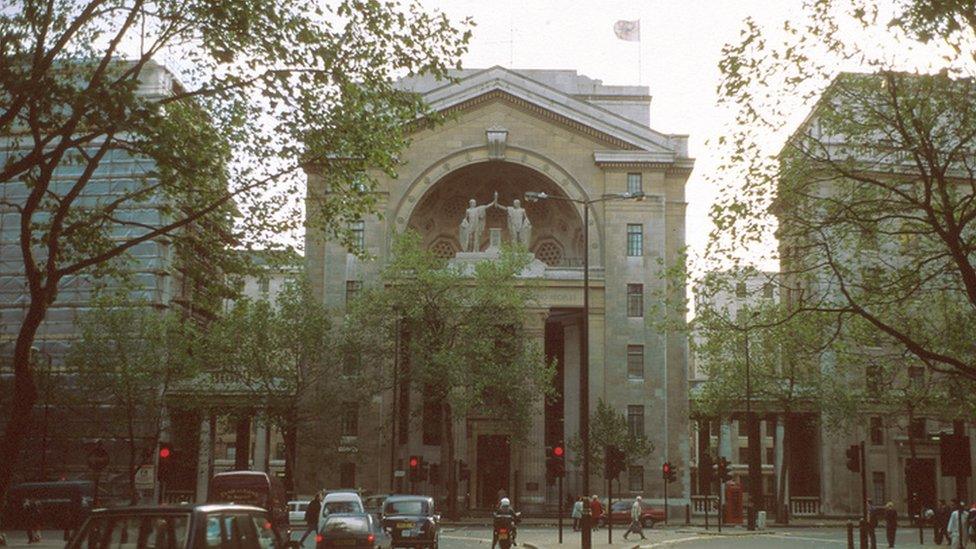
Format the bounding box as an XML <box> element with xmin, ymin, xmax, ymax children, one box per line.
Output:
<box><xmin>477</xmin><ymin>435</ymin><xmax>511</xmax><ymax>508</ymax></box>
<box><xmin>906</xmin><ymin>458</ymin><xmax>937</xmax><ymax>512</ymax></box>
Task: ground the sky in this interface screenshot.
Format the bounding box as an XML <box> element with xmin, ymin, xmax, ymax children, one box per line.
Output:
<box><xmin>424</xmin><ymin>0</ymin><xmax>803</xmax><ymax>265</ymax></box>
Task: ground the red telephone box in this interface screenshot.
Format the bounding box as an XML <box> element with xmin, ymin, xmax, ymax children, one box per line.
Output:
<box><xmin>724</xmin><ymin>481</ymin><xmax>744</xmax><ymax>524</ymax></box>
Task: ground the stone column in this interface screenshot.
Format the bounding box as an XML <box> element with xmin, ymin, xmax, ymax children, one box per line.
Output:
<box><xmin>196</xmin><ymin>416</ymin><xmax>213</xmax><ymax>502</ymax></box>
<box><xmin>522</xmin><ymin>310</ymin><xmax>549</xmax><ymax>509</ymax></box>
<box><xmin>235</xmin><ymin>413</ymin><xmax>252</xmax><ymax>470</ymax></box>
<box><xmin>253</xmin><ymin>417</ymin><xmax>269</xmax><ymax>472</ymax></box>
<box><xmin>774</xmin><ymin>416</ymin><xmax>788</xmax><ymax>517</ymax></box>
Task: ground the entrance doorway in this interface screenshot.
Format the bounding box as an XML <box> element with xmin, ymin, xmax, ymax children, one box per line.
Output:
<box><xmin>906</xmin><ymin>458</ymin><xmax>937</xmax><ymax>511</ymax></box>
<box><xmin>477</xmin><ymin>435</ymin><xmax>511</xmax><ymax>508</ymax></box>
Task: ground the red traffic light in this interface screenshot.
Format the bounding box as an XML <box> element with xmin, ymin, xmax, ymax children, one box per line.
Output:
<box><xmin>553</xmin><ymin>446</ymin><xmax>564</xmax><ymax>457</ymax></box>
<box><xmin>159</xmin><ymin>446</ymin><xmax>171</xmax><ymax>459</ymax></box>
<box><xmin>409</xmin><ymin>457</ymin><xmax>419</xmax><ymax>468</ymax></box>
<box><xmin>663</xmin><ymin>462</ymin><xmax>671</xmax><ymax>474</ymax></box>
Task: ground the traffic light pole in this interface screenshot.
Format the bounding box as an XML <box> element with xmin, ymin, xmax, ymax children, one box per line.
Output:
<box><xmin>664</xmin><ymin>475</ymin><xmax>669</xmax><ymax>526</ymax></box>
<box><xmin>607</xmin><ymin>476</ymin><xmax>613</xmax><ymax>544</ymax></box>
<box><xmin>860</xmin><ymin>441</ymin><xmax>868</xmax><ymax>522</ymax></box>
<box><xmin>558</xmin><ymin>475</ymin><xmax>563</xmax><ymax>544</ymax></box>
<box><xmin>718</xmin><ymin>479</ymin><xmax>724</xmax><ymax>533</ymax></box>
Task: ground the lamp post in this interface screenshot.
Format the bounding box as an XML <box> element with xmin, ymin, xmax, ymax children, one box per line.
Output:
<box><xmin>524</xmin><ymin>190</ymin><xmax>644</xmax><ymax>496</ymax></box>
<box><xmin>732</xmin><ymin>308</ymin><xmax>762</xmax><ymax>531</ymax></box>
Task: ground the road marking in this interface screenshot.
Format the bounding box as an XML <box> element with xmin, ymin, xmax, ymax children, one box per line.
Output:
<box><xmin>641</xmin><ymin>535</ymin><xmax>710</xmax><ymax>547</ymax></box>
<box><xmin>765</xmin><ymin>534</ymin><xmax>847</xmax><ymax>544</ymax></box>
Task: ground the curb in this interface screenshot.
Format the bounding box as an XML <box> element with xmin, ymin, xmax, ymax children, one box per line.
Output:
<box><xmin>675</xmin><ymin>528</ymin><xmax>774</xmax><ymax>536</ymax></box>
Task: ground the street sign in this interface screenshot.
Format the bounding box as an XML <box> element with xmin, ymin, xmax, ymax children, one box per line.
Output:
<box><xmin>87</xmin><ymin>442</ymin><xmax>109</xmax><ymax>472</ymax></box>
<box><xmin>135</xmin><ymin>466</ymin><xmax>155</xmax><ymax>489</ymax></box>
<box><xmin>394</xmin><ymin>470</ymin><xmax>406</xmax><ymax>478</ymax></box>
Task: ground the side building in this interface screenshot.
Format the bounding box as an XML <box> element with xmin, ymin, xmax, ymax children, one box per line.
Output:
<box><xmin>303</xmin><ymin>67</ymin><xmax>694</xmax><ymax>511</ymax></box>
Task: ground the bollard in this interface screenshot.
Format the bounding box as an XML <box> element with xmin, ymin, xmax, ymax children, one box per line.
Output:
<box><xmin>846</xmin><ymin>520</ymin><xmax>854</xmax><ymax>549</ymax></box>
<box><xmin>685</xmin><ymin>504</ymin><xmax>690</xmax><ymax>526</ymax></box>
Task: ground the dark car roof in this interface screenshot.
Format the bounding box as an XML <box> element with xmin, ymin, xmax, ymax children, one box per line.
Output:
<box><xmin>383</xmin><ymin>495</ymin><xmax>432</xmax><ymax>503</ymax></box>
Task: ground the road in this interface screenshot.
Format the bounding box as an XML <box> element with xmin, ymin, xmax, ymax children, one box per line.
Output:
<box><xmin>7</xmin><ymin>524</ymin><xmax>947</xmax><ymax>548</ymax></box>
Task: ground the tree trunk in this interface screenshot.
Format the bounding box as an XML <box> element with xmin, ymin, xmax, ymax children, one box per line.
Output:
<box><xmin>283</xmin><ymin>416</ymin><xmax>297</xmax><ymax>496</ymax></box>
<box><xmin>0</xmin><ymin>299</ymin><xmax>47</xmax><ymax>504</ymax></box>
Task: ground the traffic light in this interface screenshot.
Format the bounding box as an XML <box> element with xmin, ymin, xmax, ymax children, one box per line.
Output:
<box><xmin>408</xmin><ymin>455</ymin><xmax>422</xmax><ymax>482</ymax></box>
<box><xmin>717</xmin><ymin>456</ymin><xmax>732</xmax><ymax>483</ymax></box>
<box><xmin>157</xmin><ymin>442</ymin><xmax>174</xmax><ymax>483</ymax></box>
<box><xmin>663</xmin><ymin>461</ymin><xmax>677</xmax><ymax>483</ymax></box>
<box><xmin>604</xmin><ymin>445</ymin><xmax>626</xmax><ymax>480</ymax></box>
<box><xmin>845</xmin><ymin>444</ymin><xmax>861</xmax><ymax>473</ymax></box>
<box><xmin>546</xmin><ymin>444</ymin><xmax>566</xmax><ymax>482</ymax></box>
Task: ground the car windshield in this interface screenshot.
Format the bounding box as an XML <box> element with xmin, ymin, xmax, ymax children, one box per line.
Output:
<box><xmin>69</xmin><ymin>514</ymin><xmax>190</xmax><ymax>549</ymax></box>
<box><xmin>323</xmin><ymin>516</ymin><xmax>369</xmax><ymax>534</ymax></box>
<box><xmin>324</xmin><ymin>501</ymin><xmax>362</xmax><ymax>515</ymax></box>
<box><xmin>384</xmin><ymin>500</ymin><xmax>428</xmax><ymax>516</ymax></box>
<box><xmin>612</xmin><ymin>501</ymin><xmax>632</xmax><ymax>511</ymax></box>
<box><xmin>295</xmin><ymin>503</ymin><xmax>308</xmax><ymax>512</ymax></box>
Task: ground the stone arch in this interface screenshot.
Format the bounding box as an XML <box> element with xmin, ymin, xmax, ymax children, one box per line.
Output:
<box><xmin>390</xmin><ymin>146</ymin><xmax>605</xmax><ymax>264</ymax></box>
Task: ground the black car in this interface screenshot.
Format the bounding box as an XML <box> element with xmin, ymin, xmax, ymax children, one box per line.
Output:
<box><xmin>380</xmin><ymin>496</ymin><xmax>440</xmax><ymax>549</ymax></box>
<box><xmin>66</xmin><ymin>504</ymin><xmax>290</xmax><ymax>549</ymax></box>
<box><xmin>316</xmin><ymin>513</ymin><xmax>391</xmax><ymax>549</ymax></box>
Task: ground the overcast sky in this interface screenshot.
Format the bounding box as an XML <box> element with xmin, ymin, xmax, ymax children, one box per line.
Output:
<box><xmin>426</xmin><ymin>0</ymin><xmax>802</xmax><ymax>264</ymax></box>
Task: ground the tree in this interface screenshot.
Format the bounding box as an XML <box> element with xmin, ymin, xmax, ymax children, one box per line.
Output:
<box><xmin>348</xmin><ymin>231</ymin><xmax>553</xmax><ymax>517</ymax></box>
<box><xmin>710</xmin><ymin>1</ymin><xmax>976</xmax><ymax>386</ymax></box>
<box><xmin>194</xmin><ymin>275</ymin><xmax>383</xmax><ymax>489</ymax></box>
<box><xmin>0</xmin><ymin>0</ymin><xmax>471</xmax><ymax>499</ymax></box>
<box><xmin>67</xmin><ymin>294</ymin><xmax>196</xmax><ymax>504</ymax></box>
<box><xmin>567</xmin><ymin>399</ymin><xmax>654</xmax><ymax>481</ymax></box>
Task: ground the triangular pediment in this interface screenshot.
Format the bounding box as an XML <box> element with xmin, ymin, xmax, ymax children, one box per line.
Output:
<box><xmin>411</xmin><ymin>66</ymin><xmax>678</xmax><ymax>157</ymax></box>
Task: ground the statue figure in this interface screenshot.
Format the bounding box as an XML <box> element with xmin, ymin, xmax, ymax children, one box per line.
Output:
<box><xmin>459</xmin><ymin>192</ymin><xmax>497</xmax><ymax>252</ymax></box>
<box><xmin>496</xmin><ymin>196</ymin><xmax>532</xmax><ymax>247</ymax></box>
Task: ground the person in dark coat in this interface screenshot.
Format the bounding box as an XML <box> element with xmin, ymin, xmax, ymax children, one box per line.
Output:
<box><xmin>884</xmin><ymin>501</ymin><xmax>898</xmax><ymax>548</ymax></box>
<box><xmin>298</xmin><ymin>492</ymin><xmax>322</xmax><ymax>544</ymax></box>
<box><xmin>866</xmin><ymin>499</ymin><xmax>878</xmax><ymax>549</ymax></box>
<box><xmin>935</xmin><ymin>499</ymin><xmax>948</xmax><ymax>544</ymax></box>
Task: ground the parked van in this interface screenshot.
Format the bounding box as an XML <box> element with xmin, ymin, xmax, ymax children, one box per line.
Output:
<box><xmin>3</xmin><ymin>480</ymin><xmax>93</xmax><ymax>530</ymax></box>
<box><xmin>207</xmin><ymin>471</ymin><xmax>289</xmax><ymax>530</ymax></box>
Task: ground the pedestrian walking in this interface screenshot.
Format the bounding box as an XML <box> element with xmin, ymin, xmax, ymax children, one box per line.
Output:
<box><xmin>622</xmin><ymin>496</ymin><xmax>647</xmax><ymax>541</ymax></box>
<box><xmin>884</xmin><ymin>501</ymin><xmax>897</xmax><ymax>548</ymax></box>
<box><xmin>298</xmin><ymin>492</ymin><xmax>322</xmax><ymax>545</ymax></box>
<box><xmin>589</xmin><ymin>495</ymin><xmax>603</xmax><ymax>530</ymax></box>
<box><xmin>935</xmin><ymin>499</ymin><xmax>948</xmax><ymax>544</ymax></box>
<box><xmin>23</xmin><ymin>499</ymin><xmax>40</xmax><ymax>544</ymax></box>
<box><xmin>947</xmin><ymin>500</ymin><xmax>967</xmax><ymax>548</ymax></box>
<box><xmin>571</xmin><ymin>497</ymin><xmax>584</xmax><ymax>532</ymax></box>
<box><xmin>866</xmin><ymin>499</ymin><xmax>878</xmax><ymax>549</ymax></box>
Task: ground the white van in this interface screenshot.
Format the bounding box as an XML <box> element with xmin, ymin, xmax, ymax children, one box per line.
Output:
<box><xmin>317</xmin><ymin>491</ymin><xmax>365</xmax><ymax>533</ymax></box>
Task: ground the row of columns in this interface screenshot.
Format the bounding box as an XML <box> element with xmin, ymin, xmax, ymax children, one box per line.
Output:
<box><xmin>194</xmin><ymin>411</ymin><xmax>276</xmax><ymax>502</ymax></box>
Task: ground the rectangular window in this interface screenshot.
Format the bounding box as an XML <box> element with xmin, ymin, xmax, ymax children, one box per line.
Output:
<box><xmin>738</xmin><ymin>446</ymin><xmax>749</xmax><ymax>464</ymax></box>
<box><xmin>627</xmin><ymin>345</ymin><xmax>644</xmax><ymax>380</ymax></box>
<box><xmin>259</xmin><ymin>279</ymin><xmax>270</xmax><ymax>296</ymax></box>
<box><xmin>626</xmin><ymin>224</ymin><xmax>643</xmax><ymax>256</ymax></box>
<box><xmin>762</xmin><ymin>282</ymin><xmax>774</xmax><ymax>299</ymax></box>
<box><xmin>870</xmin><ymin>417</ymin><xmax>884</xmax><ymax>446</ymax></box>
<box><xmin>628</xmin><ymin>465</ymin><xmax>644</xmax><ymax>492</ymax></box>
<box><xmin>909</xmin><ymin>366</ymin><xmax>925</xmax><ymax>389</ymax></box>
<box><xmin>627</xmin><ymin>405</ymin><xmax>645</xmax><ymax>438</ymax></box>
<box><xmin>735</xmin><ymin>282</ymin><xmax>747</xmax><ymax>298</ymax></box>
<box><xmin>872</xmin><ymin>471</ymin><xmax>885</xmax><ymax>504</ymax></box>
<box><xmin>341</xmin><ymin>406</ymin><xmax>358</xmax><ymax>437</ymax></box>
<box><xmin>865</xmin><ymin>365</ymin><xmax>882</xmax><ymax>397</ymax></box>
<box><xmin>627</xmin><ymin>173</ymin><xmax>643</xmax><ymax>195</ymax></box>
<box><xmin>909</xmin><ymin>417</ymin><xmax>926</xmax><ymax>440</ymax></box>
<box><xmin>346</xmin><ymin>280</ymin><xmax>362</xmax><ymax>304</ymax></box>
<box><xmin>627</xmin><ymin>284</ymin><xmax>644</xmax><ymax>317</ymax></box>
<box><xmin>350</xmin><ymin>220</ymin><xmax>365</xmax><ymax>251</ymax></box>
<box><xmin>765</xmin><ymin>447</ymin><xmax>774</xmax><ymax>465</ymax></box>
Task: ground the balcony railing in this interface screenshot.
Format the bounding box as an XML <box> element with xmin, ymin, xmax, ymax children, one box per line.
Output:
<box><xmin>690</xmin><ymin>495</ymin><xmax>821</xmax><ymax>517</ymax></box>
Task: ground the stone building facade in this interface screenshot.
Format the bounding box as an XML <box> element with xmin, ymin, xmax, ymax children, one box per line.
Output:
<box><xmin>303</xmin><ymin>67</ymin><xmax>693</xmax><ymax>510</ymax></box>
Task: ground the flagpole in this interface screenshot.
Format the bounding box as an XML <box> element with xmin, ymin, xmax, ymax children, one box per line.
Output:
<box><xmin>638</xmin><ymin>19</ymin><xmax>642</xmax><ymax>84</ymax></box>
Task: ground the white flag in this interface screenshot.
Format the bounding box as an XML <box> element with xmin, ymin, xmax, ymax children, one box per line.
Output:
<box><xmin>613</xmin><ymin>20</ymin><xmax>640</xmax><ymax>42</ymax></box>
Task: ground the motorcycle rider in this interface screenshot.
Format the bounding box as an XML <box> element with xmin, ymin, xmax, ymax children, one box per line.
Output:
<box><xmin>492</xmin><ymin>497</ymin><xmax>519</xmax><ymax>548</ymax></box>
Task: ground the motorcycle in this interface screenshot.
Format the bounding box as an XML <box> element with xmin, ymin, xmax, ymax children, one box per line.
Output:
<box><xmin>493</xmin><ymin>511</ymin><xmax>521</xmax><ymax>549</ymax></box>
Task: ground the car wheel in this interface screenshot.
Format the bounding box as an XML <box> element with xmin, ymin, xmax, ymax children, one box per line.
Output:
<box><xmin>642</xmin><ymin>518</ymin><xmax>654</xmax><ymax>529</ymax></box>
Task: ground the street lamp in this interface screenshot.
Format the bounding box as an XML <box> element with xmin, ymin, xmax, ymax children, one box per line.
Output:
<box><xmin>524</xmin><ymin>190</ymin><xmax>644</xmax><ymax>495</ymax></box>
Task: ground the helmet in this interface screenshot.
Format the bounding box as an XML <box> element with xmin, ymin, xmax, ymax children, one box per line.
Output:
<box><xmin>500</xmin><ymin>497</ymin><xmax>511</xmax><ymax>508</ymax></box>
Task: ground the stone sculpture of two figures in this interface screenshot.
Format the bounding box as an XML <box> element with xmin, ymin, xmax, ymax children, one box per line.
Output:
<box><xmin>459</xmin><ymin>191</ymin><xmax>532</xmax><ymax>253</ymax></box>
